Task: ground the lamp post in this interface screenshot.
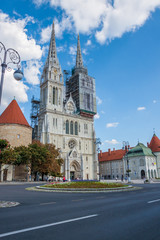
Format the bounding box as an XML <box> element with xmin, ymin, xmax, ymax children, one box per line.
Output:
<box><xmin>0</xmin><ymin>42</ymin><xmax>23</xmax><ymax>105</ymax></box>
<box><xmin>94</xmin><ymin>138</ymin><xmax>101</xmax><ymax>181</ymax></box>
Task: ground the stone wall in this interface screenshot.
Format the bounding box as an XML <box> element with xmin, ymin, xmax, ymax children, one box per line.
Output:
<box><xmin>0</xmin><ymin>124</ymin><xmax>32</xmax><ymax>181</ymax></box>
<box><xmin>0</xmin><ymin>124</ymin><xmax>32</xmax><ymax>147</ymax></box>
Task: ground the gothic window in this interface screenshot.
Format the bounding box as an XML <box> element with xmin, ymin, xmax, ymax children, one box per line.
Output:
<box><xmin>79</xmin><ymin>141</ymin><xmax>81</xmax><ymax>150</ymax></box>
<box><xmin>53</xmin><ymin>118</ymin><xmax>55</xmax><ymax>127</ymax></box>
<box><xmin>66</xmin><ymin>120</ymin><xmax>69</xmax><ymax>134</ymax></box>
<box><xmin>68</xmin><ymin>140</ymin><xmax>76</xmax><ymax>149</ymax></box>
<box><xmin>56</xmin><ymin>118</ymin><xmax>57</xmax><ymax>127</ymax></box>
<box><xmin>53</xmin><ymin>87</ymin><xmax>55</xmax><ymax>104</ymax></box>
<box><xmin>73</xmin><ymin>151</ymin><xmax>77</xmax><ymax>158</ymax></box>
<box><xmin>75</xmin><ymin>122</ymin><xmax>78</xmax><ymax>135</ymax></box>
<box><xmin>70</xmin><ymin>121</ymin><xmax>73</xmax><ymax>135</ymax></box>
<box><xmin>43</xmin><ymin>88</ymin><xmax>46</xmax><ymax>104</ymax></box>
<box><xmin>86</xmin><ymin>93</ymin><xmax>90</xmax><ymax>109</ymax></box>
<box><xmin>55</xmin><ymin>87</ymin><xmax>58</xmax><ymax>105</ymax></box>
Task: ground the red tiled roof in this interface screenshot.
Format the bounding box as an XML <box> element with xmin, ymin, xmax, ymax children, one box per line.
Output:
<box><xmin>0</xmin><ymin>99</ymin><xmax>30</xmax><ymax>127</ymax></box>
<box><xmin>98</xmin><ymin>149</ymin><xmax>126</xmax><ymax>162</ymax></box>
<box><xmin>148</xmin><ymin>134</ymin><xmax>160</xmax><ymax>152</ymax></box>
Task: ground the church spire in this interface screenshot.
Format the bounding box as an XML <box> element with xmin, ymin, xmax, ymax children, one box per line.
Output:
<box><xmin>76</xmin><ymin>34</ymin><xmax>83</xmax><ymax>68</ymax></box>
<box><xmin>48</xmin><ymin>21</ymin><xmax>57</xmax><ymax>60</ymax></box>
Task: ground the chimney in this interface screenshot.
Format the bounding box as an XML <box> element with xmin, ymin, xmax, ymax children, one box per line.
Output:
<box><xmin>113</xmin><ymin>148</ymin><xmax>115</xmax><ymax>152</ymax></box>
<box><xmin>100</xmin><ymin>150</ymin><xmax>102</xmax><ymax>158</ymax></box>
<box><xmin>147</xmin><ymin>142</ymin><xmax>149</xmax><ymax>147</ymax></box>
<box><xmin>108</xmin><ymin>148</ymin><xmax>111</xmax><ymax>155</ymax></box>
<box><xmin>128</xmin><ymin>145</ymin><xmax>130</xmax><ymax>150</ymax></box>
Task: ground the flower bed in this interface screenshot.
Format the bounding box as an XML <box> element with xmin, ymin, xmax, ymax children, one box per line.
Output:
<box><xmin>43</xmin><ymin>181</ymin><xmax>127</xmax><ymax>189</ymax></box>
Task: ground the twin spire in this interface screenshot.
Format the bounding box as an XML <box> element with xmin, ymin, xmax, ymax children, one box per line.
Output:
<box><xmin>48</xmin><ymin>21</ymin><xmax>57</xmax><ymax>61</ymax></box>
<box><xmin>76</xmin><ymin>34</ymin><xmax>83</xmax><ymax>68</ymax></box>
<box><xmin>47</xmin><ymin>22</ymin><xmax>83</xmax><ymax>69</ymax></box>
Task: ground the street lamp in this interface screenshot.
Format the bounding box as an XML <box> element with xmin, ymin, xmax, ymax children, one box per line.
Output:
<box><xmin>94</xmin><ymin>138</ymin><xmax>101</xmax><ymax>181</ymax></box>
<box><xmin>0</xmin><ymin>42</ymin><xmax>23</xmax><ymax>105</ymax></box>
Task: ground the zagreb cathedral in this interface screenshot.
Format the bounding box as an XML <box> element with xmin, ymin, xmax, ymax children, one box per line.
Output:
<box><xmin>38</xmin><ymin>22</ymin><xmax>98</xmax><ymax>180</ymax></box>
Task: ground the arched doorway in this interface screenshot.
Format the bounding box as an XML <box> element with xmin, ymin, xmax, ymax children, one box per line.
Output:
<box><xmin>70</xmin><ymin>160</ymin><xmax>81</xmax><ymax>180</ymax></box>
<box><xmin>141</xmin><ymin>170</ymin><xmax>145</xmax><ymax>179</ymax></box>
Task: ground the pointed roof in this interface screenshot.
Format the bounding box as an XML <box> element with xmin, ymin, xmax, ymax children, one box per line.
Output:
<box><xmin>76</xmin><ymin>34</ymin><xmax>83</xmax><ymax>68</ymax></box>
<box><xmin>45</xmin><ymin>21</ymin><xmax>58</xmax><ymax>67</ymax></box>
<box><xmin>148</xmin><ymin>134</ymin><xmax>160</xmax><ymax>152</ymax></box>
<box><xmin>127</xmin><ymin>143</ymin><xmax>154</xmax><ymax>157</ymax></box>
<box><xmin>0</xmin><ymin>99</ymin><xmax>30</xmax><ymax>127</ymax></box>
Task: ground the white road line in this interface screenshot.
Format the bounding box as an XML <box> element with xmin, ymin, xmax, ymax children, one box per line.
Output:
<box><xmin>72</xmin><ymin>199</ymin><xmax>84</xmax><ymax>202</ymax></box>
<box><xmin>40</xmin><ymin>202</ymin><xmax>56</xmax><ymax>205</ymax></box>
<box><xmin>148</xmin><ymin>199</ymin><xmax>160</xmax><ymax>204</ymax></box>
<box><xmin>0</xmin><ymin>214</ymin><xmax>98</xmax><ymax>238</ymax></box>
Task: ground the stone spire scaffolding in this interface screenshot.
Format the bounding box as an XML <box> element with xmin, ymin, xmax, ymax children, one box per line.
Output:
<box><xmin>76</xmin><ymin>34</ymin><xmax>83</xmax><ymax>68</ymax></box>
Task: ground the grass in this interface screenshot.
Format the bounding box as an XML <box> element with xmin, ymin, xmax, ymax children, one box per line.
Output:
<box><xmin>43</xmin><ymin>181</ymin><xmax>128</xmax><ymax>189</ymax></box>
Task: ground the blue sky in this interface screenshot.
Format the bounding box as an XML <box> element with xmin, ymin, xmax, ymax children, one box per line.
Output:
<box><xmin>1</xmin><ymin>0</ymin><xmax>160</xmax><ymax>151</ymax></box>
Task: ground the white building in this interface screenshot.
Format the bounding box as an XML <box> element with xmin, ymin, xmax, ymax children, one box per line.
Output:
<box><xmin>38</xmin><ymin>22</ymin><xmax>98</xmax><ymax>180</ymax></box>
<box><xmin>124</xmin><ymin>143</ymin><xmax>158</xmax><ymax>180</ymax></box>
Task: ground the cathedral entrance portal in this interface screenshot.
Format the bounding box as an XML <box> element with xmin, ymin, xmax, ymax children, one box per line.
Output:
<box><xmin>70</xmin><ymin>160</ymin><xmax>81</xmax><ymax>180</ymax></box>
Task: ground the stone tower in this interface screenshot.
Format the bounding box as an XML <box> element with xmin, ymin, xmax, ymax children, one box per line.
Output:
<box><xmin>66</xmin><ymin>35</ymin><xmax>96</xmax><ymax>118</ymax></box>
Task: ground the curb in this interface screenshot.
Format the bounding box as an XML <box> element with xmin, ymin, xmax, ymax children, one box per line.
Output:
<box><xmin>26</xmin><ymin>185</ymin><xmax>142</xmax><ymax>193</ymax></box>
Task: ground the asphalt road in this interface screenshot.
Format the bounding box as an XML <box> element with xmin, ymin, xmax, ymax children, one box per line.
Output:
<box><xmin>0</xmin><ymin>183</ymin><xmax>160</xmax><ymax>240</ymax></box>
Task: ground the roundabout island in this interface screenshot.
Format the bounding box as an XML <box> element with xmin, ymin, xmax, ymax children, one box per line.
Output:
<box><xmin>26</xmin><ymin>181</ymin><xmax>142</xmax><ymax>193</ymax></box>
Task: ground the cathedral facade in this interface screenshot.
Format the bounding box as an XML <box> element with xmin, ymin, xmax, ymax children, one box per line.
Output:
<box><xmin>38</xmin><ymin>22</ymin><xmax>98</xmax><ymax>180</ymax></box>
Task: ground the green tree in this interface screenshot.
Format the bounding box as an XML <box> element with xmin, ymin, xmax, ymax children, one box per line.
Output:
<box><xmin>29</xmin><ymin>141</ymin><xmax>63</xmax><ymax>181</ymax></box>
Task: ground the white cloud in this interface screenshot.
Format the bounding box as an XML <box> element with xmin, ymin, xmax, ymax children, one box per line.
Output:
<box><xmin>94</xmin><ymin>113</ymin><xmax>100</xmax><ymax>119</ymax></box>
<box><xmin>0</xmin><ymin>11</ymin><xmax>42</xmax><ymax>108</ymax></box>
<box><xmin>96</xmin><ymin>96</ymin><xmax>102</xmax><ymax>105</ymax></box>
<box><xmin>153</xmin><ymin>100</ymin><xmax>157</xmax><ymax>104</ymax></box>
<box><xmin>40</xmin><ymin>15</ymin><xmax>72</xmax><ymax>43</ymax></box>
<box><xmin>105</xmin><ymin>139</ymin><xmax>119</xmax><ymax>145</ymax></box>
<box><xmin>69</xmin><ymin>45</ymin><xmax>77</xmax><ymax>55</ymax></box>
<box><xmin>82</xmin><ymin>49</ymin><xmax>87</xmax><ymax>55</ymax></box>
<box><xmin>101</xmin><ymin>110</ymin><xmax>105</xmax><ymax>114</ymax></box>
<box><xmin>137</xmin><ymin>106</ymin><xmax>146</xmax><ymax>111</ymax></box>
<box><xmin>23</xmin><ymin>60</ymin><xmax>42</xmax><ymax>85</ymax></box>
<box><xmin>57</xmin><ymin>46</ymin><xmax>66</xmax><ymax>52</ymax></box>
<box><xmin>33</xmin><ymin>0</ymin><xmax>160</xmax><ymax>44</ymax></box>
<box><xmin>106</xmin><ymin>122</ymin><xmax>119</xmax><ymax>128</ymax></box>
<box><xmin>0</xmin><ymin>69</ymin><xmax>28</xmax><ymax>113</ymax></box>
<box><xmin>40</xmin><ymin>25</ymin><xmax>52</xmax><ymax>44</ymax></box>
<box><xmin>86</xmin><ymin>39</ymin><xmax>92</xmax><ymax>46</ymax></box>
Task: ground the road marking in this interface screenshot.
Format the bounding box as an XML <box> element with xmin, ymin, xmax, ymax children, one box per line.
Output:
<box><xmin>148</xmin><ymin>199</ymin><xmax>160</xmax><ymax>204</ymax></box>
<box><xmin>0</xmin><ymin>214</ymin><xmax>98</xmax><ymax>238</ymax></box>
<box><xmin>96</xmin><ymin>196</ymin><xmax>105</xmax><ymax>199</ymax></box>
<box><xmin>40</xmin><ymin>202</ymin><xmax>56</xmax><ymax>205</ymax></box>
<box><xmin>72</xmin><ymin>199</ymin><xmax>84</xmax><ymax>202</ymax></box>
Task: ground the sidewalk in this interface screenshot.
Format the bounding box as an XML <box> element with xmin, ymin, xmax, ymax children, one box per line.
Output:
<box><xmin>100</xmin><ymin>179</ymin><xmax>158</xmax><ymax>184</ymax></box>
<box><xmin>0</xmin><ymin>181</ymin><xmax>47</xmax><ymax>185</ymax></box>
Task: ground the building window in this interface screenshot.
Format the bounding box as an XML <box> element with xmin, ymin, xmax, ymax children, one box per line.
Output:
<box><xmin>70</xmin><ymin>121</ymin><xmax>73</xmax><ymax>135</ymax></box>
<box><xmin>75</xmin><ymin>122</ymin><xmax>78</xmax><ymax>135</ymax></box>
<box><xmin>53</xmin><ymin>87</ymin><xmax>55</xmax><ymax>104</ymax></box>
<box><xmin>68</xmin><ymin>140</ymin><xmax>76</xmax><ymax>149</ymax></box>
<box><xmin>66</xmin><ymin>120</ymin><xmax>69</xmax><ymax>134</ymax></box>
<box><xmin>140</xmin><ymin>159</ymin><xmax>145</xmax><ymax>166</ymax></box>
<box><xmin>86</xmin><ymin>93</ymin><xmax>90</xmax><ymax>109</ymax></box>
<box><xmin>79</xmin><ymin>141</ymin><xmax>81</xmax><ymax>150</ymax></box>
<box><xmin>17</xmin><ymin>134</ymin><xmax>20</xmax><ymax>139</ymax></box>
